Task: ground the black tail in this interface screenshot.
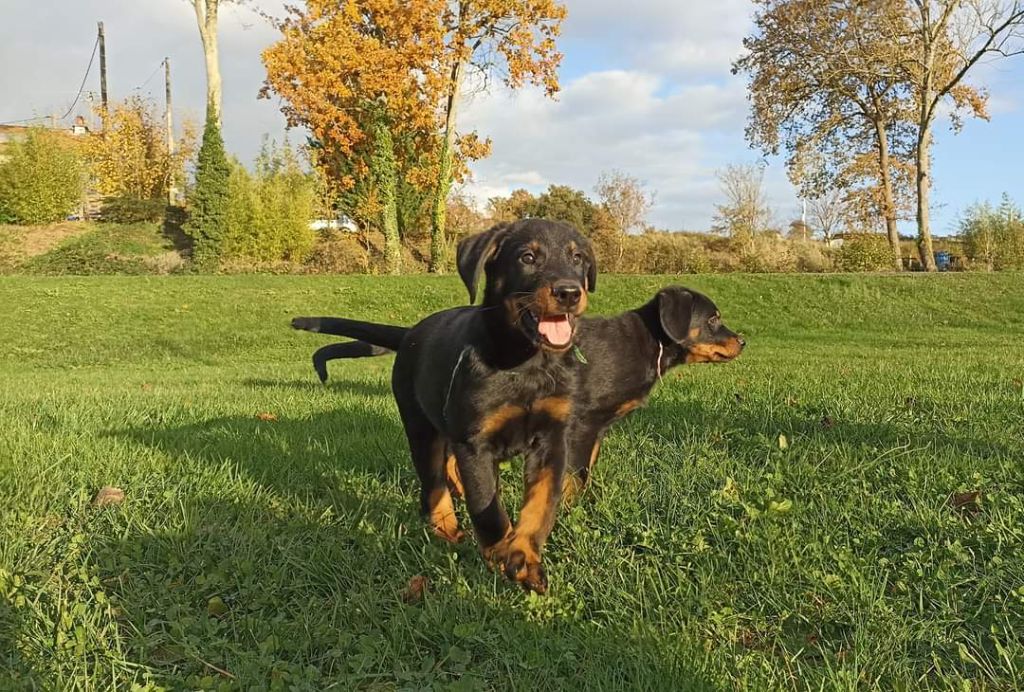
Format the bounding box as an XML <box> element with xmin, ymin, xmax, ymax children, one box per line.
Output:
<box><xmin>291</xmin><ymin>316</ymin><xmax>408</xmax><ymax>350</ymax></box>
<box><xmin>311</xmin><ymin>342</ymin><xmax>393</xmax><ymax>383</ymax></box>
<box><xmin>291</xmin><ymin>316</ymin><xmax>407</xmax><ymax>383</ymax></box>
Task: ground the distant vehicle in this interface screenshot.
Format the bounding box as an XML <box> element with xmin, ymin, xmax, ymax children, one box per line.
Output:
<box><xmin>934</xmin><ymin>251</ymin><xmax>952</xmax><ymax>271</ymax></box>
<box><xmin>310</xmin><ymin>215</ymin><xmax>358</xmax><ymax>232</ymax></box>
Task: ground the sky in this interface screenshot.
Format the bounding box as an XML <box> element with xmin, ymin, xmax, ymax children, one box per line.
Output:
<box><xmin>2</xmin><ymin>0</ymin><xmax>1022</xmax><ymax>236</ymax></box>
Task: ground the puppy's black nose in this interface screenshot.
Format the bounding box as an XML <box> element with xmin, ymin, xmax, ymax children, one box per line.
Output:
<box><xmin>552</xmin><ymin>280</ymin><xmax>582</xmax><ymax>307</ymax></box>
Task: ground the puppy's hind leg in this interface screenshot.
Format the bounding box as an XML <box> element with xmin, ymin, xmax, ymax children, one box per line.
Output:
<box><xmin>397</xmin><ymin>402</ymin><xmax>463</xmax><ymax>543</ymax></box>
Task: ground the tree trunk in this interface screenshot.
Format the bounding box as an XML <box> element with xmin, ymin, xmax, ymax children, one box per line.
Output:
<box><xmin>429</xmin><ymin>55</ymin><xmax>465</xmax><ymax>274</ymax></box>
<box><xmin>373</xmin><ymin>118</ymin><xmax>402</xmax><ymax>275</ymax></box>
<box><xmin>874</xmin><ymin>120</ymin><xmax>903</xmax><ymax>271</ymax></box>
<box><xmin>194</xmin><ymin>1</ymin><xmax>222</xmax><ymax>125</ymax></box>
<box><xmin>915</xmin><ymin>122</ymin><xmax>937</xmax><ymax>271</ymax></box>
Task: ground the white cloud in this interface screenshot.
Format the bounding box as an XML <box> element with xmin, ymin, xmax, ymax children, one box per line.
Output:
<box><xmin>459</xmin><ymin>66</ymin><xmax>792</xmax><ymax>230</ymax></box>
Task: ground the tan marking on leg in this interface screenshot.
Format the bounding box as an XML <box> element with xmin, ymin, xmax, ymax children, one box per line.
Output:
<box><xmin>533</xmin><ymin>396</ymin><xmax>571</xmax><ymax>421</ymax></box>
<box><xmin>427</xmin><ymin>486</ymin><xmax>462</xmax><ymax>543</ymax></box>
<box><xmin>445</xmin><ymin>453</ymin><xmax>464</xmax><ymax>498</ymax></box>
<box><xmin>615</xmin><ymin>398</ymin><xmax>644</xmax><ymax>418</ymax></box>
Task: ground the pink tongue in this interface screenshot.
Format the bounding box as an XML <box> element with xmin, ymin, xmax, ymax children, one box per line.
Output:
<box><xmin>538</xmin><ymin>315</ymin><xmax>571</xmax><ymax>346</ymax></box>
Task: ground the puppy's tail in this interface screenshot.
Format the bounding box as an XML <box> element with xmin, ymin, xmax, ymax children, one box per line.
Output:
<box><xmin>291</xmin><ymin>316</ymin><xmax>406</xmax><ymax>383</ymax></box>
<box><xmin>291</xmin><ymin>316</ymin><xmax>408</xmax><ymax>350</ymax></box>
<box><xmin>311</xmin><ymin>341</ymin><xmax>392</xmax><ymax>383</ymax></box>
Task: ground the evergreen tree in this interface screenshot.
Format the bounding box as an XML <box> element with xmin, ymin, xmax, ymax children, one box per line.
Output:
<box><xmin>186</xmin><ymin>108</ymin><xmax>231</xmax><ymax>267</ymax></box>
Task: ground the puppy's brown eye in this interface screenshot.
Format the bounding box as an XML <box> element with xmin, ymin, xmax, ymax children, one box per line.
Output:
<box><xmin>520</xmin><ymin>252</ymin><xmax>536</xmax><ymax>265</ymax></box>
<box><xmin>709</xmin><ymin>316</ymin><xmax>720</xmax><ymax>328</ymax></box>
<box><xmin>571</xmin><ymin>253</ymin><xmax>583</xmax><ymax>265</ymax></box>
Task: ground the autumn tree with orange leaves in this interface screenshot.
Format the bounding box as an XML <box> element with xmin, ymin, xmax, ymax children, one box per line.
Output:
<box><xmin>262</xmin><ymin>0</ymin><xmax>566</xmax><ymax>274</ymax></box>
<box><xmin>262</xmin><ymin>0</ymin><xmax>493</xmax><ymax>273</ymax></box>
<box><xmin>428</xmin><ymin>0</ymin><xmax>566</xmax><ymax>271</ymax></box>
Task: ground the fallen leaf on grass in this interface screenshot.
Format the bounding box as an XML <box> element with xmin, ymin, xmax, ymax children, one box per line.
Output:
<box><xmin>778</xmin><ymin>434</ymin><xmax>789</xmax><ymax>450</ymax></box>
<box><xmin>92</xmin><ymin>486</ymin><xmax>125</xmax><ymax>507</ymax></box>
<box><xmin>950</xmin><ymin>490</ymin><xmax>982</xmax><ymax>515</ymax></box>
<box><xmin>256</xmin><ymin>412</ymin><xmax>278</xmax><ymax>422</ymax></box>
<box><xmin>207</xmin><ymin>596</ymin><xmax>229</xmax><ymax>617</ymax></box>
<box><xmin>141</xmin><ymin>383</ymin><xmax>153</xmax><ymax>392</ymax></box>
<box><xmin>402</xmin><ymin>575</ymin><xmax>429</xmax><ymax>603</ymax></box>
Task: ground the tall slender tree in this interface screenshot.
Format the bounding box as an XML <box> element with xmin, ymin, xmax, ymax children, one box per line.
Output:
<box><xmin>428</xmin><ymin>0</ymin><xmax>566</xmax><ymax>272</ymax></box>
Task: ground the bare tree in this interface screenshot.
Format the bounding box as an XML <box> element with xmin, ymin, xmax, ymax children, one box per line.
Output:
<box><xmin>806</xmin><ymin>188</ymin><xmax>851</xmax><ymax>246</ymax></box>
<box><xmin>712</xmin><ymin>163</ymin><xmax>773</xmax><ymax>249</ymax></box>
<box><xmin>594</xmin><ymin>170</ymin><xmax>655</xmax><ymax>236</ymax></box>
<box><xmin>894</xmin><ymin>0</ymin><xmax>1024</xmax><ymax>270</ymax></box>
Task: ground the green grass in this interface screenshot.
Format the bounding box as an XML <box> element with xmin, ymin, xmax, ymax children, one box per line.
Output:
<box><xmin>1</xmin><ymin>273</ymin><xmax>1023</xmax><ymax>690</ymax></box>
<box><xmin>12</xmin><ymin>222</ymin><xmax>178</xmax><ymax>275</ymax></box>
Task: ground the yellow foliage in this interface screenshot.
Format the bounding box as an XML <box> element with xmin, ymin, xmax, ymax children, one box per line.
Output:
<box><xmin>85</xmin><ymin>97</ymin><xmax>196</xmax><ymax>200</ymax></box>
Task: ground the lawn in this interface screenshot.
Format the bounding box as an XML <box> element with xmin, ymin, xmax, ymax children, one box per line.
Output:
<box><xmin>1</xmin><ymin>273</ymin><xmax>1023</xmax><ymax>690</ymax></box>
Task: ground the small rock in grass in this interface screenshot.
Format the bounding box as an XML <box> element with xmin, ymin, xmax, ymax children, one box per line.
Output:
<box><xmin>92</xmin><ymin>486</ymin><xmax>125</xmax><ymax>507</ymax></box>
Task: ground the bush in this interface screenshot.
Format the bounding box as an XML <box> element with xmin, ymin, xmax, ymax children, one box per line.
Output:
<box><xmin>0</xmin><ymin>128</ymin><xmax>85</xmax><ymax>224</ymax></box>
<box><xmin>836</xmin><ymin>233</ymin><xmax>895</xmax><ymax>272</ymax></box>
<box><xmin>100</xmin><ymin>196</ymin><xmax>166</xmax><ymax>224</ymax></box>
<box><xmin>959</xmin><ymin>196</ymin><xmax>1024</xmax><ymax>271</ymax></box>
<box><xmin>185</xmin><ymin>109</ymin><xmax>231</xmax><ymax>267</ymax></box>
<box><xmin>86</xmin><ymin>96</ymin><xmax>195</xmax><ymax>201</ymax></box>
<box><xmin>220</xmin><ymin>141</ymin><xmax>316</xmax><ymax>264</ymax></box>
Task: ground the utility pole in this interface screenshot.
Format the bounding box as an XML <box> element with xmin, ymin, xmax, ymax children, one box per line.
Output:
<box><xmin>164</xmin><ymin>58</ymin><xmax>177</xmax><ymax>206</ymax></box>
<box><xmin>98</xmin><ymin>22</ymin><xmax>109</xmax><ymax>124</ymax></box>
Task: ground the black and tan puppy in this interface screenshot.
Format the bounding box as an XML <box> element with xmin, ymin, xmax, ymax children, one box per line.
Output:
<box><xmin>294</xmin><ymin>219</ymin><xmax>597</xmax><ymax>593</ymax></box>
<box><xmin>294</xmin><ymin>286</ymin><xmax>744</xmax><ymax>503</ymax></box>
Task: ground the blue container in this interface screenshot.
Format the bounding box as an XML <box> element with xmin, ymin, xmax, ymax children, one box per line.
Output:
<box><xmin>935</xmin><ymin>251</ymin><xmax>951</xmax><ymax>271</ymax></box>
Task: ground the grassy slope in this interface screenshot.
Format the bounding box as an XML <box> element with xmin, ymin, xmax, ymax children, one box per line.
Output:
<box><xmin>1</xmin><ymin>273</ymin><xmax>1023</xmax><ymax>690</ymax></box>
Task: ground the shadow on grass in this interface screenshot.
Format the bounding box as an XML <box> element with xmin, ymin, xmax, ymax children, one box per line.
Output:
<box><xmin>241</xmin><ymin>376</ymin><xmax>390</xmax><ymax>399</ymax></box>
<box><xmin>84</xmin><ymin>490</ymin><xmax>715</xmax><ymax>688</ymax></box>
<box><xmin>97</xmin><ymin>399</ymin><xmax>715</xmax><ymax>687</ymax></box>
<box><xmin>161</xmin><ymin>206</ymin><xmax>192</xmax><ymax>256</ymax></box>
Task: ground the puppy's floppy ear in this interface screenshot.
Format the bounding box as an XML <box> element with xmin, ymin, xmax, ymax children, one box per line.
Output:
<box><xmin>581</xmin><ymin>237</ymin><xmax>598</xmax><ymax>292</ymax></box>
<box><xmin>457</xmin><ymin>224</ymin><xmax>510</xmax><ymax>304</ymax></box>
<box><xmin>656</xmin><ymin>286</ymin><xmax>694</xmax><ymax>343</ymax></box>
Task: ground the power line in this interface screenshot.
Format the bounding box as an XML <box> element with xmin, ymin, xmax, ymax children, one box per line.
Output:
<box><xmin>134</xmin><ymin>59</ymin><xmax>166</xmax><ymax>94</ymax></box>
<box><xmin>0</xmin><ymin>34</ymin><xmax>100</xmax><ymax>126</ymax></box>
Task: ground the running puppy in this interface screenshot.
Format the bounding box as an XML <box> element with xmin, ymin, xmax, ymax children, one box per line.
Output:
<box><xmin>294</xmin><ymin>219</ymin><xmax>597</xmax><ymax>593</ymax></box>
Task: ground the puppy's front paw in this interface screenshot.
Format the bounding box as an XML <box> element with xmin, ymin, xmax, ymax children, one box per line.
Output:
<box><xmin>483</xmin><ymin>534</ymin><xmax>547</xmax><ymax>594</ymax></box>
<box><xmin>291</xmin><ymin>317</ymin><xmax>320</xmax><ymax>332</ymax></box>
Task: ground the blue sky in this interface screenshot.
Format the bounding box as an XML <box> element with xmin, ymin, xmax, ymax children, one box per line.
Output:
<box><xmin>1</xmin><ymin>0</ymin><xmax>1021</xmax><ymax>236</ymax></box>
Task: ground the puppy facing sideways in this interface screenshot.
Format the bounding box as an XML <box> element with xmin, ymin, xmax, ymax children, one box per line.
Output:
<box><xmin>295</xmin><ymin>286</ymin><xmax>744</xmax><ymax>512</ymax></box>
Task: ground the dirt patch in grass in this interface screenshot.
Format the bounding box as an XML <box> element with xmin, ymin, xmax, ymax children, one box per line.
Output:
<box><xmin>0</xmin><ymin>222</ymin><xmax>94</xmax><ymax>265</ymax></box>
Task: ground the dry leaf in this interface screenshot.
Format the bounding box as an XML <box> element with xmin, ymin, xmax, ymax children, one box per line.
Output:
<box><xmin>93</xmin><ymin>486</ymin><xmax>125</xmax><ymax>507</ymax></box>
<box><xmin>402</xmin><ymin>575</ymin><xmax>429</xmax><ymax>603</ymax></box>
<box><xmin>778</xmin><ymin>434</ymin><xmax>789</xmax><ymax>450</ymax></box>
<box><xmin>821</xmin><ymin>415</ymin><xmax>835</xmax><ymax>429</ymax></box>
<box><xmin>256</xmin><ymin>412</ymin><xmax>278</xmax><ymax>422</ymax></box>
<box><xmin>950</xmin><ymin>490</ymin><xmax>982</xmax><ymax>515</ymax></box>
